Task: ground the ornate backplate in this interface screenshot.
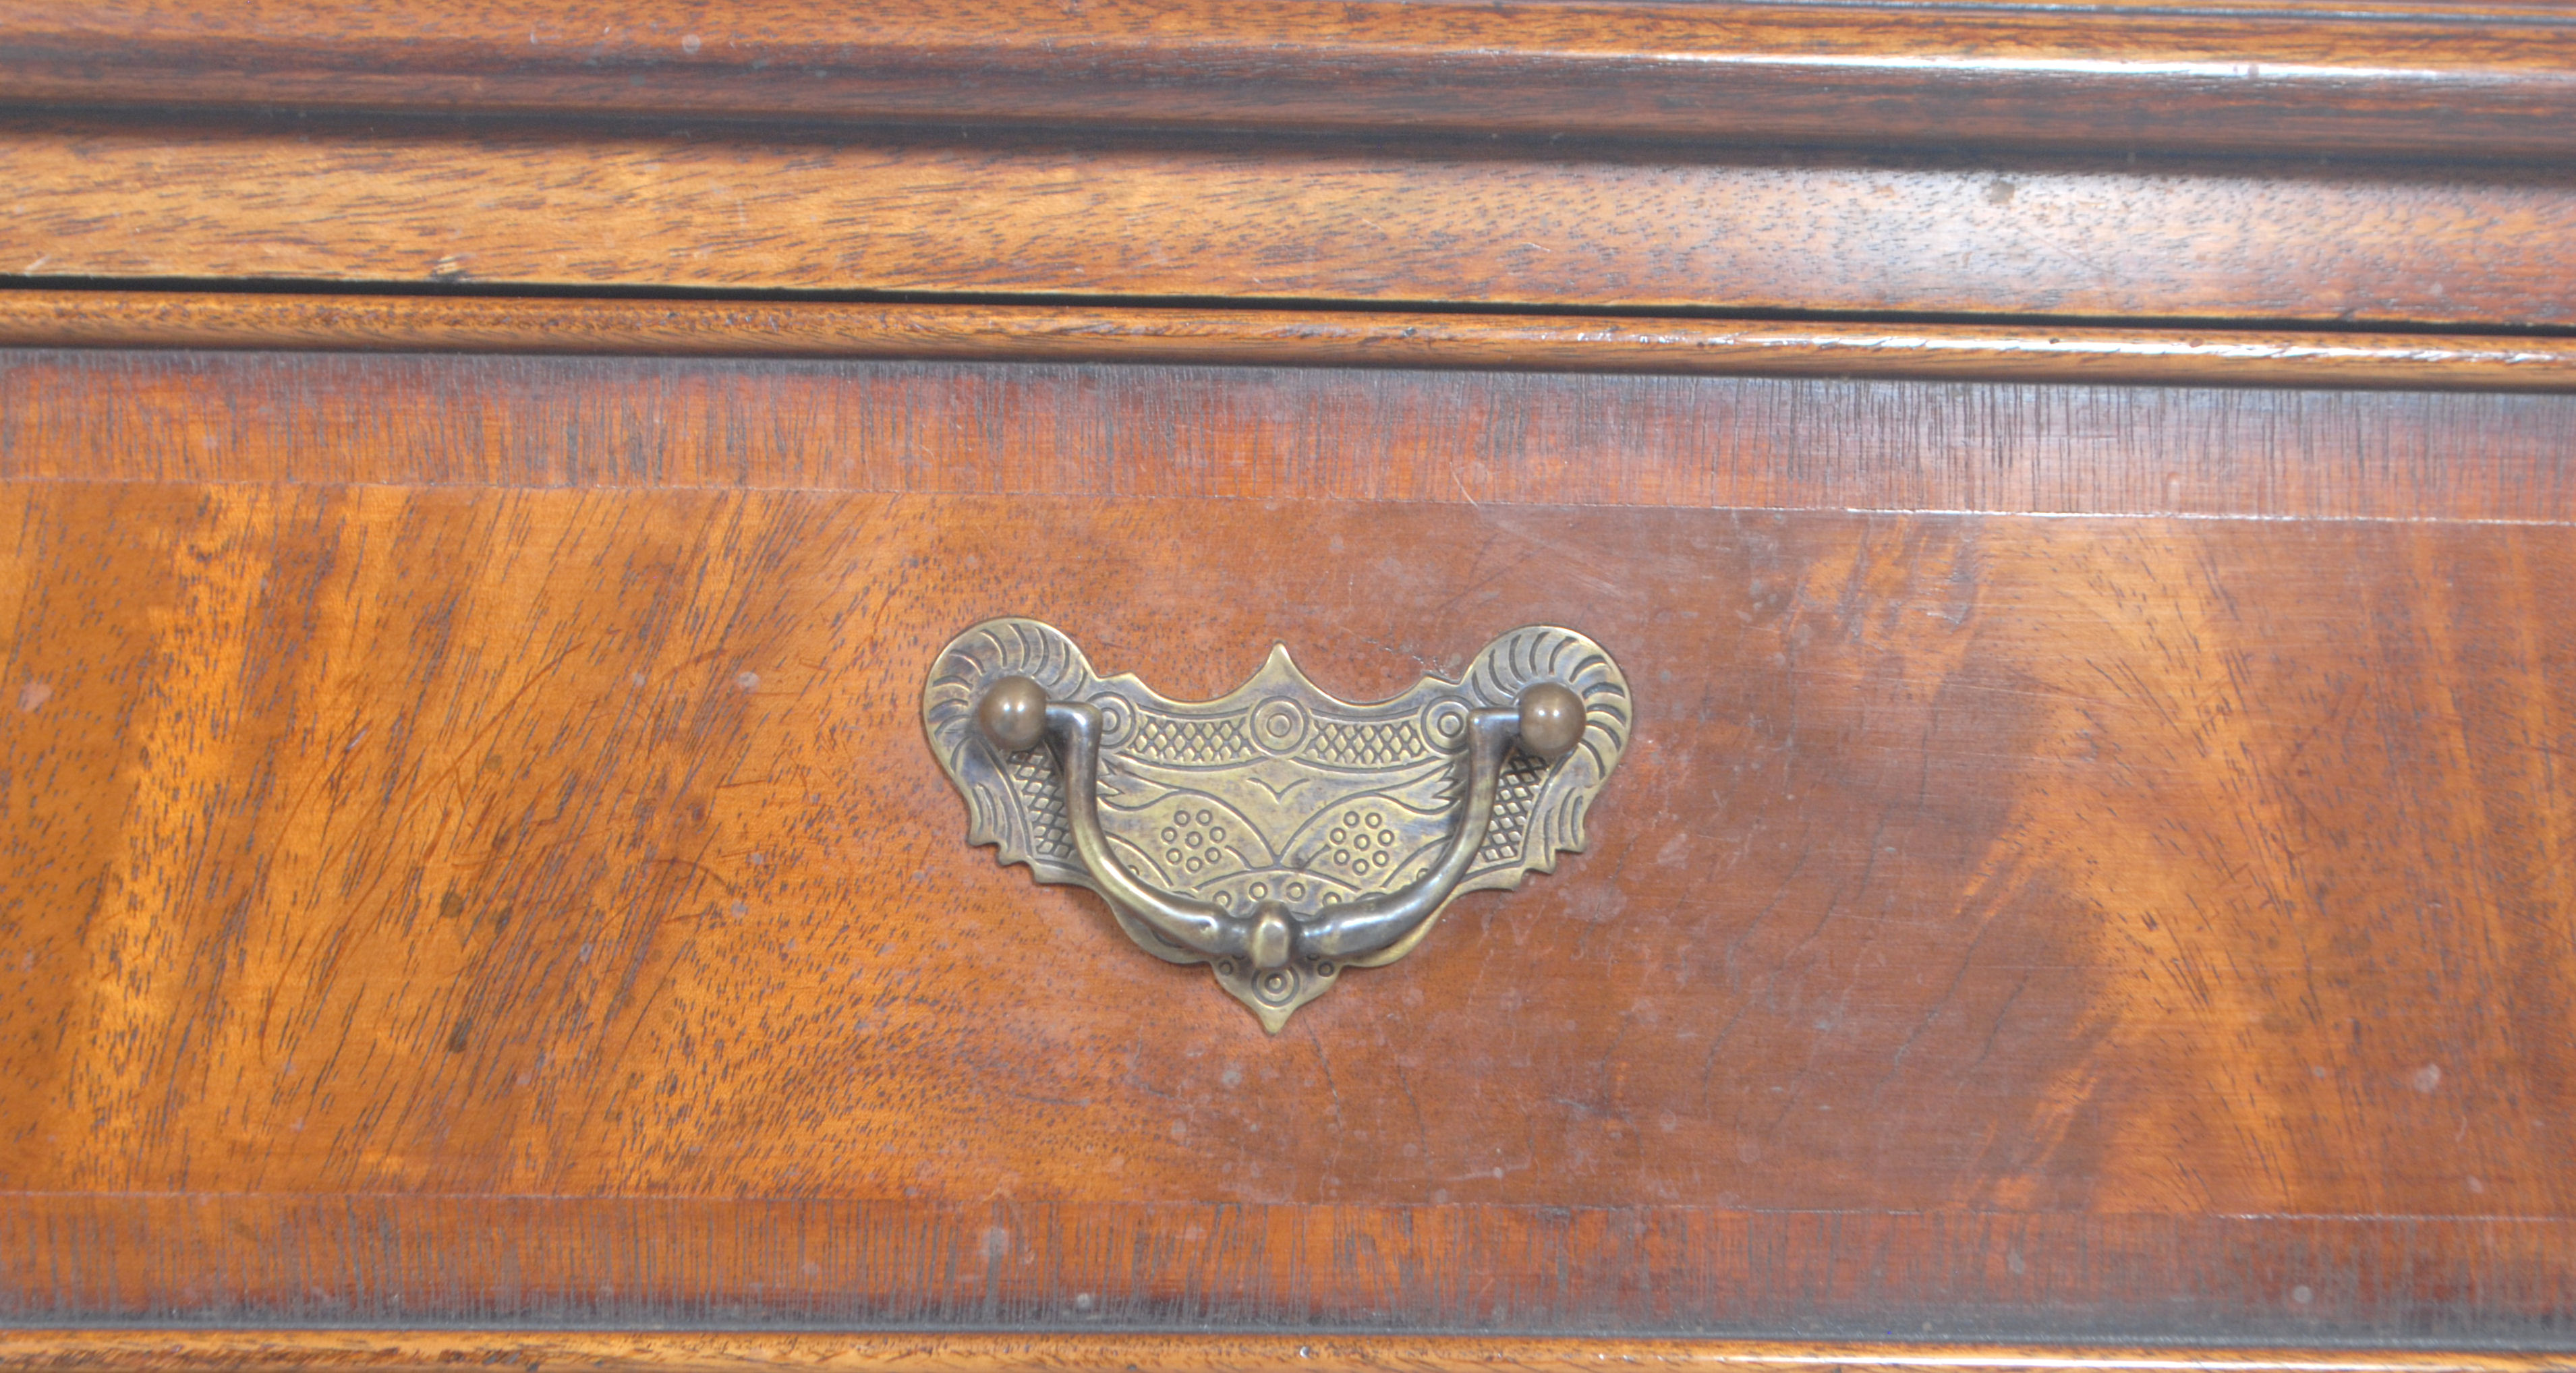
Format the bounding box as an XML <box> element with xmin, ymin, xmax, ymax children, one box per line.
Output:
<box><xmin>923</xmin><ymin>619</ymin><xmax>1630</xmax><ymax>1030</ymax></box>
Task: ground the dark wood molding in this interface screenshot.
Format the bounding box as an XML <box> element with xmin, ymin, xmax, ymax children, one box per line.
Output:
<box><xmin>4</xmin><ymin>0</ymin><xmax>2576</xmax><ymax>160</ymax></box>
<box><xmin>3</xmin><ymin>290</ymin><xmax>2574</xmax><ymax>392</ymax></box>
<box><xmin>7</xmin><ymin>122</ymin><xmax>2576</xmax><ymax>327</ymax></box>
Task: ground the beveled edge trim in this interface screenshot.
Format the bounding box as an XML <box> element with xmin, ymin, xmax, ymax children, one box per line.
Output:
<box><xmin>1</xmin><ymin>1332</ymin><xmax>2574</xmax><ymax>1373</ymax></box>
<box><xmin>5</xmin><ymin>0</ymin><xmax>2576</xmax><ymax>161</ymax></box>
<box><xmin>1</xmin><ymin>291</ymin><xmax>2573</xmax><ymax>392</ymax></box>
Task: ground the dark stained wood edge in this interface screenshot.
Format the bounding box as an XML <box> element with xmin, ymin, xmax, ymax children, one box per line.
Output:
<box><xmin>5</xmin><ymin>290</ymin><xmax>2575</xmax><ymax>392</ymax></box>
<box><xmin>5</xmin><ymin>0</ymin><xmax>2576</xmax><ymax>161</ymax></box>
<box><xmin>3</xmin><ymin>1332</ymin><xmax>2575</xmax><ymax>1373</ymax></box>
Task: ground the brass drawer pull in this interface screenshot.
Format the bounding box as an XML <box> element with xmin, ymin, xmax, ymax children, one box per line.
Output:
<box><xmin>924</xmin><ymin>618</ymin><xmax>1630</xmax><ymax>1030</ymax></box>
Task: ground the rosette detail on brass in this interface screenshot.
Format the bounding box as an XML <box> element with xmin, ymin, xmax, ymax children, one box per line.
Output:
<box><xmin>922</xmin><ymin>618</ymin><xmax>1630</xmax><ymax>1032</ymax></box>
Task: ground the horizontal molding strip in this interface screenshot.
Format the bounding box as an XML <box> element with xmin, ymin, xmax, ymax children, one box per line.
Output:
<box><xmin>3</xmin><ymin>0</ymin><xmax>2576</xmax><ymax>160</ymax></box>
<box><xmin>3</xmin><ymin>291</ymin><xmax>2574</xmax><ymax>392</ymax></box>
<box><xmin>10</xmin><ymin>122</ymin><xmax>2573</xmax><ymax>328</ymax></box>
<box><xmin>7</xmin><ymin>302</ymin><xmax>2576</xmax><ymax>521</ymax></box>
<box><xmin>3</xmin><ymin>1331</ymin><xmax>2575</xmax><ymax>1373</ymax></box>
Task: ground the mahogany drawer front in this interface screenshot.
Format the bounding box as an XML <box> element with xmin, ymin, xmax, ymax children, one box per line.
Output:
<box><xmin>1</xmin><ymin>346</ymin><xmax>2571</xmax><ymax>1347</ymax></box>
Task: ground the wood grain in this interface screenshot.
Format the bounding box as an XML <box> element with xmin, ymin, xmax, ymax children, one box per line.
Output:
<box><xmin>7</xmin><ymin>1332</ymin><xmax>2576</xmax><ymax>1373</ymax></box>
<box><xmin>9</xmin><ymin>0</ymin><xmax>2576</xmax><ymax>1355</ymax></box>
<box><xmin>2</xmin><ymin>355</ymin><xmax>2573</xmax><ymax>1338</ymax></box>
<box><xmin>5</xmin><ymin>1194</ymin><xmax>2575</xmax><ymax>1334</ymax></box>
<box><xmin>5</xmin><ymin>349</ymin><xmax>2573</xmax><ymax>522</ymax></box>
<box><xmin>9</xmin><ymin>117</ymin><xmax>2576</xmax><ymax>326</ymax></box>
<box><xmin>5</xmin><ymin>291</ymin><xmax>2576</xmax><ymax>393</ymax></box>
<box><xmin>3</xmin><ymin>0</ymin><xmax>2576</xmax><ymax>160</ymax></box>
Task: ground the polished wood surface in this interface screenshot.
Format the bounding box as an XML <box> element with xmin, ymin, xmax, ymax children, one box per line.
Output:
<box><xmin>1</xmin><ymin>353</ymin><xmax>2571</xmax><ymax>1339</ymax></box>
<box><xmin>7</xmin><ymin>115</ymin><xmax>2576</xmax><ymax>325</ymax></box>
<box><xmin>4</xmin><ymin>0</ymin><xmax>2576</xmax><ymax>160</ymax></box>
<box><xmin>5</xmin><ymin>349</ymin><xmax>2575</xmax><ymax>521</ymax></box>
<box><xmin>7</xmin><ymin>1333</ymin><xmax>2576</xmax><ymax>1373</ymax></box>
<box><xmin>5</xmin><ymin>291</ymin><xmax>2576</xmax><ymax>392</ymax></box>
<box><xmin>8</xmin><ymin>0</ymin><xmax>2576</xmax><ymax>1353</ymax></box>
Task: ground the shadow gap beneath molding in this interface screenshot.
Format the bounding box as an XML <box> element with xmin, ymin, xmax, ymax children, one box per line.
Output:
<box><xmin>7</xmin><ymin>277</ymin><xmax>2576</xmax><ymax>343</ymax></box>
